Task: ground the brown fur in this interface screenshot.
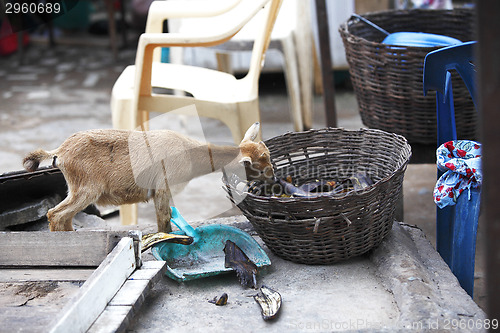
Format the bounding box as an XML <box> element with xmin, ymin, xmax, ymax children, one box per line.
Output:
<box><xmin>22</xmin><ymin>124</ymin><xmax>273</xmax><ymax>232</ymax></box>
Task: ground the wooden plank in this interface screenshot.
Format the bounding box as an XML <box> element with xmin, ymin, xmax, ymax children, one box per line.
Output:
<box><xmin>129</xmin><ymin>260</ymin><xmax>165</xmax><ymax>281</ymax></box>
<box><xmin>139</xmin><ymin>260</ymin><xmax>165</xmax><ymax>270</ymax></box>
<box><xmin>0</xmin><ymin>268</ymin><xmax>94</xmax><ymax>282</ymax></box>
<box><xmin>108</xmin><ymin>280</ymin><xmax>150</xmax><ymax>306</ymax></box>
<box><xmin>89</xmin><ymin>261</ymin><xmax>166</xmax><ymax>333</ymax></box>
<box><xmin>49</xmin><ymin>237</ymin><xmax>136</xmax><ymax>333</ymax></box>
<box><xmin>87</xmin><ymin>306</ymin><xmax>133</xmax><ymax>333</ymax></box>
<box><xmin>0</xmin><ymin>231</ymin><xmax>128</xmax><ymax>267</ymax></box>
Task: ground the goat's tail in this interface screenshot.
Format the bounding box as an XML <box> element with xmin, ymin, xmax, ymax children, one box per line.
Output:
<box><xmin>23</xmin><ymin>149</ymin><xmax>56</xmax><ymax>172</ymax></box>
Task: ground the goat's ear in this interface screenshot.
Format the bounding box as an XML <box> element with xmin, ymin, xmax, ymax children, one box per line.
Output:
<box><xmin>259</xmin><ymin>141</ymin><xmax>268</xmax><ymax>149</ymax></box>
<box><xmin>239</xmin><ymin>156</ymin><xmax>252</xmax><ymax>166</ymax></box>
<box><xmin>241</xmin><ymin>122</ymin><xmax>260</xmax><ymax>142</ymax></box>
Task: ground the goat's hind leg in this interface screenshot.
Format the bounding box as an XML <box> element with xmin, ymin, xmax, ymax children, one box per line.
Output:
<box><xmin>153</xmin><ymin>189</ymin><xmax>172</xmax><ymax>233</ymax></box>
<box><xmin>47</xmin><ymin>192</ymin><xmax>97</xmax><ymax>231</ymax></box>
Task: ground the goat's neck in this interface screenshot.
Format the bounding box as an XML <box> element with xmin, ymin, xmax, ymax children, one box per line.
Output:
<box><xmin>189</xmin><ymin>143</ymin><xmax>240</xmax><ymax>178</ymax></box>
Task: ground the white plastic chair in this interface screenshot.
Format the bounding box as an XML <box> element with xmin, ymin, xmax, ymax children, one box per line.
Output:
<box><xmin>110</xmin><ymin>0</ymin><xmax>283</xmax><ymax>226</ymax></box>
<box><xmin>168</xmin><ymin>0</ymin><xmax>313</xmax><ymax>131</ymax></box>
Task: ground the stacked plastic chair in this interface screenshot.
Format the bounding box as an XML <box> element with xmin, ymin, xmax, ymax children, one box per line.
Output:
<box><xmin>110</xmin><ymin>0</ymin><xmax>283</xmax><ymax>226</ymax></box>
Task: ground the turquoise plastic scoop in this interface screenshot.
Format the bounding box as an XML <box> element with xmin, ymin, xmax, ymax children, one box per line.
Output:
<box><xmin>151</xmin><ymin>207</ymin><xmax>271</xmax><ymax>281</ymax></box>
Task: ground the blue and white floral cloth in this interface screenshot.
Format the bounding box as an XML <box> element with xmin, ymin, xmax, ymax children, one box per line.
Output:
<box><xmin>433</xmin><ymin>140</ymin><xmax>482</xmax><ymax>208</ymax></box>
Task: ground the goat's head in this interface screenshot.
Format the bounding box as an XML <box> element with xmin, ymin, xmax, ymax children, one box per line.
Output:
<box><xmin>238</xmin><ymin>123</ymin><xmax>275</xmax><ymax>183</ymax></box>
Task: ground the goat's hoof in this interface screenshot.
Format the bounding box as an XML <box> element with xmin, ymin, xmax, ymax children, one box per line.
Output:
<box><xmin>49</xmin><ymin>223</ymin><xmax>74</xmax><ymax>232</ymax></box>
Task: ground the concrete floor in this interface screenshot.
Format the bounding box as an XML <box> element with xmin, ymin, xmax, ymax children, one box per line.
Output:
<box><xmin>0</xmin><ymin>40</ymin><xmax>486</xmax><ymax>311</ymax></box>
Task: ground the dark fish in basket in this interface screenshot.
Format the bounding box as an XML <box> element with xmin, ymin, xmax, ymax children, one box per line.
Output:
<box><xmin>279</xmin><ymin>179</ymin><xmax>343</xmax><ymax>197</ymax></box>
<box><xmin>299</xmin><ymin>179</ymin><xmax>336</xmax><ymax>192</ymax></box>
<box><xmin>349</xmin><ymin>172</ymin><xmax>374</xmax><ymax>191</ymax></box>
<box><xmin>279</xmin><ymin>179</ymin><xmax>311</xmax><ymax>197</ymax></box>
<box><xmin>247</xmin><ymin>172</ymin><xmax>373</xmax><ymax>198</ymax></box>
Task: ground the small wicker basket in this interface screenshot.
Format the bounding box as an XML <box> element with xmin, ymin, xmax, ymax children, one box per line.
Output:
<box><xmin>224</xmin><ymin>128</ymin><xmax>412</xmax><ymax>264</ymax></box>
<box><xmin>339</xmin><ymin>8</ymin><xmax>476</xmax><ymax>144</ymax></box>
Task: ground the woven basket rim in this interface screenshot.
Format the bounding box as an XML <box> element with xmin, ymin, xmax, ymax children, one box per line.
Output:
<box><xmin>227</xmin><ymin>127</ymin><xmax>411</xmax><ymax>202</ymax></box>
<box><xmin>338</xmin><ymin>8</ymin><xmax>473</xmax><ymax>50</ymax></box>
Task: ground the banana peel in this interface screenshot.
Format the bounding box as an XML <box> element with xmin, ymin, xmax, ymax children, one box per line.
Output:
<box><xmin>254</xmin><ymin>286</ymin><xmax>282</xmax><ymax>320</ymax></box>
<box><xmin>141</xmin><ymin>232</ymin><xmax>193</xmax><ymax>252</ymax></box>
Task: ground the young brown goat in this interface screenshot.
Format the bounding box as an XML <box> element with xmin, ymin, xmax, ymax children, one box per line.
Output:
<box><xmin>23</xmin><ymin>122</ymin><xmax>274</xmax><ymax>232</ymax></box>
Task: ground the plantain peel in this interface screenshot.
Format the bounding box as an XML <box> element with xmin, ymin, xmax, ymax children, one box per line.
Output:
<box><xmin>254</xmin><ymin>286</ymin><xmax>282</xmax><ymax>320</ymax></box>
<box><xmin>141</xmin><ymin>232</ymin><xmax>193</xmax><ymax>252</ymax></box>
<box><xmin>223</xmin><ymin>240</ymin><xmax>258</xmax><ymax>288</ymax></box>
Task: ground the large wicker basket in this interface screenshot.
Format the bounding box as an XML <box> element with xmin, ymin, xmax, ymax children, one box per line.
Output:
<box><xmin>224</xmin><ymin>128</ymin><xmax>412</xmax><ymax>264</ymax></box>
<box><xmin>339</xmin><ymin>9</ymin><xmax>476</xmax><ymax>144</ymax></box>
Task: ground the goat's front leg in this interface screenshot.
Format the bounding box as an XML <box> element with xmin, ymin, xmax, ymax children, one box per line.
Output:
<box><xmin>153</xmin><ymin>189</ymin><xmax>172</xmax><ymax>232</ymax></box>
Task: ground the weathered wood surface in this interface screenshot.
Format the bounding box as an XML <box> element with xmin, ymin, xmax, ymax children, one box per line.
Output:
<box><xmin>88</xmin><ymin>306</ymin><xmax>134</xmax><ymax>333</ymax></box>
<box><xmin>0</xmin><ymin>231</ymin><xmax>129</xmax><ymax>267</ymax></box>
<box><xmin>49</xmin><ymin>237</ymin><xmax>137</xmax><ymax>333</ymax></box>
<box><xmin>88</xmin><ymin>260</ymin><xmax>166</xmax><ymax>333</ymax></box>
<box><xmin>0</xmin><ymin>230</ymin><xmax>130</xmax><ymax>332</ymax></box>
<box><xmin>0</xmin><ymin>281</ymin><xmax>82</xmax><ymax>333</ymax></box>
<box><xmin>0</xmin><ymin>230</ymin><xmax>163</xmax><ymax>333</ymax></box>
<box><xmin>0</xmin><ymin>268</ymin><xmax>94</xmax><ymax>282</ymax></box>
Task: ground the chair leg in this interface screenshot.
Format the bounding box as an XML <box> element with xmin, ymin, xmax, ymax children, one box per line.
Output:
<box><xmin>437</xmin><ymin>185</ymin><xmax>480</xmax><ymax>297</ymax></box>
<box><xmin>436</xmin><ymin>167</ymin><xmax>455</xmax><ymax>272</ymax></box>
<box><xmin>119</xmin><ymin>204</ymin><xmax>138</xmax><ymax>226</ymax></box>
<box><xmin>280</xmin><ymin>36</ymin><xmax>303</xmax><ymax>131</ymax></box>
<box><xmin>312</xmin><ymin>41</ymin><xmax>323</xmax><ymax>95</ymax></box>
<box><xmin>111</xmin><ymin>96</ymin><xmax>133</xmax><ymax>130</ymax></box>
<box><xmin>297</xmin><ymin>47</ymin><xmax>314</xmax><ymax>131</ymax></box>
<box><xmin>139</xmin><ymin>110</ymin><xmax>150</xmax><ymax>131</ymax></box>
<box><xmin>119</xmin><ymin>109</ymin><xmax>150</xmax><ymax>227</ymax></box>
<box><xmin>112</xmin><ymin>98</ymin><xmax>143</xmax><ymax>226</ymax></box>
<box><xmin>294</xmin><ymin>34</ymin><xmax>314</xmax><ymax>130</ymax></box>
<box><xmin>216</xmin><ymin>52</ymin><xmax>233</xmax><ymax>74</ymax></box>
<box><xmin>450</xmin><ymin>187</ymin><xmax>481</xmax><ymax>297</ymax></box>
<box><xmin>436</xmin><ymin>205</ymin><xmax>454</xmax><ymax>265</ymax></box>
<box><xmin>236</xmin><ymin>101</ymin><xmax>261</xmax><ymax>142</ymax></box>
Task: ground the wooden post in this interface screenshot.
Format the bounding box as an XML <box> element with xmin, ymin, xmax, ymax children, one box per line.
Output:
<box><xmin>314</xmin><ymin>0</ymin><xmax>337</xmax><ymax>127</ymax></box>
<box><xmin>477</xmin><ymin>1</ymin><xmax>500</xmax><ymax>322</ymax></box>
<box><xmin>104</xmin><ymin>0</ymin><xmax>118</xmax><ymax>60</ymax></box>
